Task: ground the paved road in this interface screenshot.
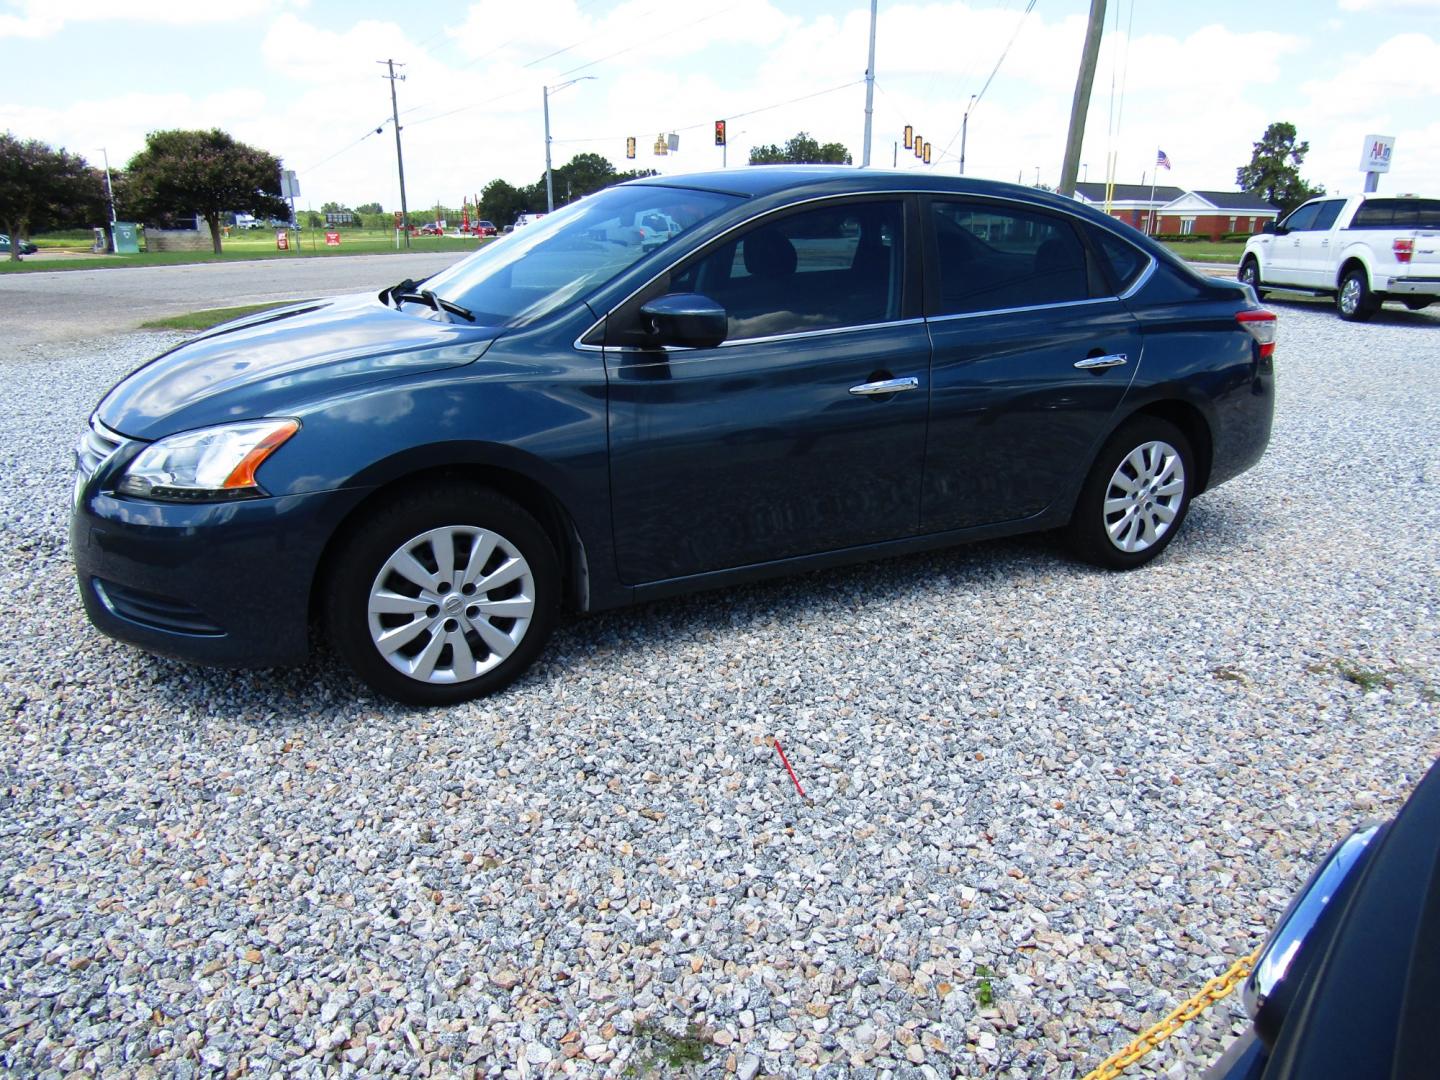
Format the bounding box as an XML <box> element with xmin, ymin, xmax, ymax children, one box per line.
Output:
<box><xmin>2</xmin><ymin>252</ymin><xmax>468</xmax><ymax>349</ymax></box>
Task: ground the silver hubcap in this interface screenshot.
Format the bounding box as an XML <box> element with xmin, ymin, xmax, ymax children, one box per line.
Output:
<box><xmin>366</xmin><ymin>526</ymin><xmax>535</xmax><ymax>684</ymax></box>
<box><xmin>1340</xmin><ymin>278</ymin><xmax>1361</xmax><ymax>314</ymax></box>
<box><xmin>1104</xmin><ymin>440</ymin><xmax>1185</xmax><ymax>553</ymax></box>
<box><xmin>1241</xmin><ymin>263</ymin><xmax>1256</xmax><ymax>285</ymax></box>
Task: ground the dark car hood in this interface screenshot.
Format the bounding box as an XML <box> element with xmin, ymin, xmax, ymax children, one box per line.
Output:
<box><xmin>99</xmin><ymin>292</ymin><xmax>503</xmax><ymax>440</ymax></box>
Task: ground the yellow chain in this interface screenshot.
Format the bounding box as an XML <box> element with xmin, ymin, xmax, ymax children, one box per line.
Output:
<box><xmin>1079</xmin><ymin>948</ymin><xmax>1260</xmax><ymax>1080</ymax></box>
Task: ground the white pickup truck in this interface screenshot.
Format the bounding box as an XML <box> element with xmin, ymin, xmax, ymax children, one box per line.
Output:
<box><xmin>1239</xmin><ymin>193</ymin><xmax>1440</xmax><ymax>320</ymax></box>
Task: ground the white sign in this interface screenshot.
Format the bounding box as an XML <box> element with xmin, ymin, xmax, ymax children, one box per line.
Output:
<box><xmin>1360</xmin><ymin>134</ymin><xmax>1394</xmax><ymax>174</ymax></box>
<box><xmin>280</xmin><ymin>169</ymin><xmax>301</xmax><ymax>198</ymax></box>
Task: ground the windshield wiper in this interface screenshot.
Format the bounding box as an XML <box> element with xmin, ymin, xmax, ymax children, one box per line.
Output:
<box><xmin>394</xmin><ymin>288</ymin><xmax>474</xmax><ymax>323</ymax></box>
<box><xmin>382</xmin><ymin>277</ymin><xmax>417</xmax><ymax>308</ymax></box>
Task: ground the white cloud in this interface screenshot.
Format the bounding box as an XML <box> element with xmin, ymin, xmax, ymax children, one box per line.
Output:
<box><xmin>0</xmin><ymin>0</ymin><xmax>305</xmax><ymax>39</ymax></box>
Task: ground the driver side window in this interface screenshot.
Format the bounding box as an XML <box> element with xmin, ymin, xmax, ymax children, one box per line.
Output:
<box><xmin>1280</xmin><ymin>202</ymin><xmax>1322</xmax><ymax>232</ymax></box>
<box><xmin>671</xmin><ymin>200</ymin><xmax>906</xmax><ymax>342</ymax></box>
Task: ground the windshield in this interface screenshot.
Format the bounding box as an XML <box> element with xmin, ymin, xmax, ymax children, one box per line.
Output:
<box><xmin>422</xmin><ymin>185</ymin><xmax>742</xmax><ymax>327</ymax></box>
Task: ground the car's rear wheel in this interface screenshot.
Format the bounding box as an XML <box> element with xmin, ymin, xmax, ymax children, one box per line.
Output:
<box><xmin>1238</xmin><ymin>256</ymin><xmax>1268</xmax><ymax>299</ymax></box>
<box><xmin>1066</xmin><ymin>416</ymin><xmax>1194</xmax><ymax>570</ymax></box>
<box><xmin>325</xmin><ymin>484</ymin><xmax>558</xmax><ymax>705</ymax></box>
<box><xmin>1337</xmin><ymin>268</ymin><xmax>1380</xmax><ymax>322</ymax></box>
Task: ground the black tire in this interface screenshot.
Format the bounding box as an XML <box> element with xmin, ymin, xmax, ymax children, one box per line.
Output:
<box><xmin>1337</xmin><ymin>267</ymin><xmax>1380</xmax><ymax>322</ymax></box>
<box><xmin>324</xmin><ymin>484</ymin><xmax>559</xmax><ymax>705</ymax></box>
<box><xmin>1066</xmin><ymin>416</ymin><xmax>1195</xmax><ymax>570</ymax></box>
<box><xmin>1402</xmin><ymin>298</ymin><xmax>1432</xmax><ymax>312</ymax></box>
<box><xmin>1238</xmin><ymin>256</ymin><xmax>1267</xmax><ymax>299</ymax></box>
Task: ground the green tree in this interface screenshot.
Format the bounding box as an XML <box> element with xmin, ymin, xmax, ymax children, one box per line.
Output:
<box><xmin>1237</xmin><ymin>122</ymin><xmax>1325</xmax><ymax>213</ymax></box>
<box><xmin>749</xmin><ymin>132</ymin><xmax>852</xmax><ymax>166</ymax></box>
<box><xmin>479</xmin><ymin>179</ymin><xmax>532</xmax><ymax>227</ymax></box>
<box><xmin>0</xmin><ymin>132</ymin><xmax>104</xmax><ymax>261</ymax></box>
<box><xmin>355</xmin><ymin>201</ymin><xmax>383</xmax><ymax>214</ymax></box>
<box><xmin>125</xmin><ymin>129</ymin><xmax>289</xmax><ymax>253</ymax></box>
<box><xmin>304</xmin><ymin>210</ymin><xmax>323</xmax><ymax>229</ymax></box>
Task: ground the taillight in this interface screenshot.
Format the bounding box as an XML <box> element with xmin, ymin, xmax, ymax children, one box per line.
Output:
<box><xmin>1236</xmin><ymin>308</ymin><xmax>1277</xmax><ymax>360</ymax></box>
<box><xmin>1393</xmin><ymin>238</ymin><xmax>1414</xmax><ymax>264</ymax></box>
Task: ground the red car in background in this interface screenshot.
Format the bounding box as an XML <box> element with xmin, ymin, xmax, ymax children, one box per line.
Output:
<box><xmin>417</xmin><ymin>224</ymin><xmax>445</xmax><ymax>237</ymax></box>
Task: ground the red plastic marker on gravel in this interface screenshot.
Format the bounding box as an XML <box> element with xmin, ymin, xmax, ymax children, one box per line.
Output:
<box><xmin>773</xmin><ymin>737</ymin><xmax>806</xmax><ymax>798</ymax></box>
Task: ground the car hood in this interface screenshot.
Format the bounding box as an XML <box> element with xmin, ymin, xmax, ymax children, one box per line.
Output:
<box><xmin>98</xmin><ymin>292</ymin><xmax>503</xmax><ymax>441</ymax></box>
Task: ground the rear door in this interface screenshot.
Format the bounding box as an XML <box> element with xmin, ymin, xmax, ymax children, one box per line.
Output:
<box><xmin>603</xmin><ymin>196</ymin><xmax>931</xmax><ymax>584</ymax></box>
<box><xmin>919</xmin><ymin>197</ymin><xmax>1141</xmax><ymax>531</ymax></box>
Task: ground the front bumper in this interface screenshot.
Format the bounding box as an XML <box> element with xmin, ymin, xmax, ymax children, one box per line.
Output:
<box><xmin>71</xmin><ymin>483</ymin><xmax>370</xmax><ymax>668</ymax></box>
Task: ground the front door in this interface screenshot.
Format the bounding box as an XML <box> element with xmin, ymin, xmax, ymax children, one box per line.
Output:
<box><xmin>1294</xmin><ymin>198</ymin><xmax>1346</xmax><ymax>287</ymax></box>
<box><xmin>920</xmin><ymin>197</ymin><xmax>1141</xmax><ymax>531</ymax></box>
<box><xmin>603</xmin><ymin>197</ymin><xmax>930</xmax><ymax>584</ymax></box>
<box><xmin>1267</xmin><ymin>201</ymin><xmax>1321</xmax><ymax>284</ymax></box>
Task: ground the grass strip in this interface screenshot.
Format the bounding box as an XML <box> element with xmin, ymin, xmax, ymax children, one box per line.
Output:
<box><xmin>140</xmin><ymin>302</ymin><xmax>294</xmax><ymax>332</ymax></box>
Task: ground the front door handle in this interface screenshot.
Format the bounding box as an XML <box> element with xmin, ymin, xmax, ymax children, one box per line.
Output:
<box><xmin>1073</xmin><ymin>353</ymin><xmax>1128</xmax><ymax>370</ymax></box>
<box><xmin>849</xmin><ymin>376</ymin><xmax>920</xmax><ymax>396</ymax></box>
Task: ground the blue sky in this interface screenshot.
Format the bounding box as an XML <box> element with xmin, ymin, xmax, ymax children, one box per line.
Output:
<box><xmin>3</xmin><ymin>0</ymin><xmax>1438</xmax><ymax>211</ymax></box>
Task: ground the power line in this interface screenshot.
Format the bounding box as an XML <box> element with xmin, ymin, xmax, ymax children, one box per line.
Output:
<box><xmin>936</xmin><ymin>0</ymin><xmax>1037</xmax><ymax>161</ymax></box>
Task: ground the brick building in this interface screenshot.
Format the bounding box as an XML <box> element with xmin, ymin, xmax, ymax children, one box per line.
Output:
<box><xmin>1072</xmin><ymin>183</ymin><xmax>1279</xmax><ymax>240</ymax></box>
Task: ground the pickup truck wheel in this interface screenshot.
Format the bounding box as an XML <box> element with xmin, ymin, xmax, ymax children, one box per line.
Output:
<box><xmin>1337</xmin><ymin>268</ymin><xmax>1380</xmax><ymax>322</ymax></box>
<box><xmin>1238</xmin><ymin>257</ymin><xmax>1268</xmax><ymax>298</ymax></box>
<box><xmin>1402</xmin><ymin>298</ymin><xmax>1432</xmax><ymax>312</ymax></box>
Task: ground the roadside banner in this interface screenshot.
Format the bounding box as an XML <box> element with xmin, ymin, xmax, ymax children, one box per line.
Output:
<box><xmin>325</xmin><ymin>231</ymin><xmax>341</xmax><ymax>247</ymax></box>
<box><xmin>276</xmin><ymin>230</ymin><xmax>289</xmax><ymax>251</ymax></box>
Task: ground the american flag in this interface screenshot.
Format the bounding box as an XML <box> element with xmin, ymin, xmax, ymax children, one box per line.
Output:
<box><xmin>1156</xmin><ymin>149</ymin><xmax>1172</xmax><ymax>170</ymax></box>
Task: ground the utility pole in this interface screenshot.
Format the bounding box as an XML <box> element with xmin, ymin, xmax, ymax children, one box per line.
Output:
<box><xmin>543</xmin><ymin>76</ymin><xmax>596</xmax><ymax>214</ymax></box>
<box><xmin>958</xmin><ymin>94</ymin><xmax>977</xmax><ymax>175</ymax></box>
<box><xmin>861</xmin><ymin>0</ymin><xmax>877</xmax><ymax>167</ymax></box>
<box><xmin>379</xmin><ymin>59</ymin><xmax>410</xmax><ymax>248</ymax></box>
<box><xmin>1058</xmin><ymin>0</ymin><xmax>1105</xmax><ymax>198</ymax></box>
<box><xmin>97</xmin><ymin>148</ymin><xmax>116</xmax><ymax>224</ymax></box>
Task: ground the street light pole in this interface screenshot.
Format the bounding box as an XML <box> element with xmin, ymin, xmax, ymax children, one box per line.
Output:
<box><xmin>958</xmin><ymin>94</ymin><xmax>977</xmax><ymax>175</ymax></box>
<box><xmin>379</xmin><ymin>59</ymin><xmax>410</xmax><ymax>248</ymax></box>
<box><xmin>861</xmin><ymin>0</ymin><xmax>877</xmax><ymax>167</ymax></box>
<box><xmin>544</xmin><ymin>76</ymin><xmax>596</xmax><ymax>214</ymax></box>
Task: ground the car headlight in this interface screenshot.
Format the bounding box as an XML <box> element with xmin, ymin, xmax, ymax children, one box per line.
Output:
<box><xmin>116</xmin><ymin>419</ymin><xmax>299</xmax><ymax>502</ymax></box>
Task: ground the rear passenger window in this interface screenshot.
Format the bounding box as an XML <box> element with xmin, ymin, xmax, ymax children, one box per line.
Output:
<box><xmin>929</xmin><ymin>201</ymin><xmax>1093</xmax><ymax>314</ymax></box>
<box><xmin>1310</xmin><ymin>200</ymin><xmax>1345</xmax><ymax>230</ymax></box>
<box><xmin>1089</xmin><ymin>226</ymin><xmax>1148</xmax><ymax>293</ymax></box>
<box><xmin>672</xmin><ymin>200</ymin><xmax>904</xmax><ymax>340</ymax></box>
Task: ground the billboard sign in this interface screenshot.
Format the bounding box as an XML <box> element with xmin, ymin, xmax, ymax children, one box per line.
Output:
<box><xmin>1360</xmin><ymin>134</ymin><xmax>1394</xmax><ymax>174</ymax></box>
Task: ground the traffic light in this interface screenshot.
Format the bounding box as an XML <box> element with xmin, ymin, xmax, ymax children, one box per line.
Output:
<box><xmin>923</xmin><ymin>141</ymin><xmax>932</xmax><ymax>165</ymax></box>
<box><xmin>626</xmin><ymin>136</ymin><xmax>636</xmax><ymax>159</ymax></box>
<box><xmin>903</xmin><ymin>125</ymin><xmax>913</xmax><ymax>150</ymax></box>
<box><xmin>914</xmin><ymin>135</ymin><xmax>924</xmax><ymax>159</ymax></box>
<box><xmin>715</xmin><ymin>120</ymin><xmax>726</xmax><ymax>147</ymax></box>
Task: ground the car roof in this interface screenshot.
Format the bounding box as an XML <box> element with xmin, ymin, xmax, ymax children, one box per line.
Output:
<box><xmin>627</xmin><ymin>166</ymin><xmax>1101</xmax><ymax>217</ymax></box>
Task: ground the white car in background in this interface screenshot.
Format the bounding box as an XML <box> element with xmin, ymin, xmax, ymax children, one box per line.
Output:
<box><xmin>1239</xmin><ymin>193</ymin><xmax>1440</xmax><ymax>320</ymax></box>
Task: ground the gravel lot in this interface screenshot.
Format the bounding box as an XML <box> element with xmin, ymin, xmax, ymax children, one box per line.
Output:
<box><xmin>2</xmin><ymin>301</ymin><xmax>1438</xmax><ymax>1079</ymax></box>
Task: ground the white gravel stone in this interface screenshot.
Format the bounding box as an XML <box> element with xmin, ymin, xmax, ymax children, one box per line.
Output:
<box><xmin>1</xmin><ymin>303</ymin><xmax>1437</xmax><ymax>1078</ymax></box>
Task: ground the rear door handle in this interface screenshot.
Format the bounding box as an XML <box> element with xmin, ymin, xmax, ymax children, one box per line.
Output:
<box><xmin>1073</xmin><ymin>353</ymin><xmax>1128</xmax><ymax>370</ymax></box>
<box><xmin>849</xmin><ymin>376</ymin><xmax>920</xmax><ymax>396</ymax></box>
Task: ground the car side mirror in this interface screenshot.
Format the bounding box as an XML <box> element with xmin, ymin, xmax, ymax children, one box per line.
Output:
<box><xmin>639</xmin><ymin>293</ymin><xmax>727</xmax><ymax>349</ymax></box>
<box><xmin>1264</xmin><ymin>222</ymin><xmax>1280</xmax><ymax>235</ymax></box>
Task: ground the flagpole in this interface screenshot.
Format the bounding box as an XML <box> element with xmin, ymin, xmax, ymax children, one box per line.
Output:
<box><xmin>1148</xmin><ymin>154</ymin><xmax>1159</xmax><ymax>236</ymax></box>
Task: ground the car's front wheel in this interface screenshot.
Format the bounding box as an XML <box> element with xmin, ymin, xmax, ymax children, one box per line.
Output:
<box><xmin>1238</xmin><ymin>256</ymin><xmax>1267</xmax><ymax>299</ymax></box>
<box><xmin>1066</xmin><ymin>416</ymin><xmax>1194</xmax><ymax>570</ymax></box>
<box><xmin>325</xmin><ymin>484</ymin><xmax>559</xmax><ymax>705</ymax></box>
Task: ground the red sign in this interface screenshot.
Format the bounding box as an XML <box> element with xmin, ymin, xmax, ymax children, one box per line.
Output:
<box><xmin>324</xmin><ymin>231</ymin><xmax>341</xmax><ymax>246</ymax></box>
<box><xmin>393</xmin><ymin>211</ymin><xmax>404</xmax><ymax>230</ymax></box>
<box><xmin>275</xmin><ymin>230</ymin><xmax>289</xmax><ymax>250</ymax></box>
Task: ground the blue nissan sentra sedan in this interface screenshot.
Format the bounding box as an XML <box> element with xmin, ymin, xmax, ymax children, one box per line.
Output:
<box><xmin>71</xmin><ymin>168</ymin><xmax>1275</xmax><ymax>704</ymax></box>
